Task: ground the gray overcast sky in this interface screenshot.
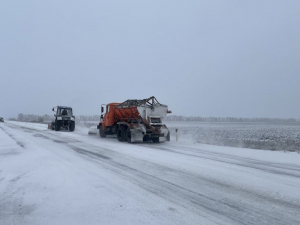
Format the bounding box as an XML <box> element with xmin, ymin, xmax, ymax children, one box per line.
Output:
<box><xmin>1</xmin><ymin>1</ymin><xmax>300</xmax><ymax>119</ymax></box>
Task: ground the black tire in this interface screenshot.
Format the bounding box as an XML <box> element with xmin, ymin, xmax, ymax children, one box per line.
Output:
<box><xmin>117</xmin><ymin>126</ymin><xmax>126</xmax><ymax>142</ymax></box>
<box><xmin>152</xmin><ymin>137</ymin><xmax>159</xmax><ymax>143</ymax></box>
<box><xmin>99</xmin><ymin>125</ymin><xmax>106</xmax><ymax>138</ymax></box>
<box><xmin>55</xmin><ymin>120</ymin><xmax>61</xmax><ymax>131</ymax></box>
<box><xmin>143</xmin><ymin>136</ymin><xmax>149</xmax><ymax>142</ymax></box>
<box><xmin>126</xmin><ymin>127</ymin><xmax>132</xmax><ymax>143</ymax></box>
<box><xmin>69</xmin><ymin>121</ymin><xmax>75</xmax><ymax>132</ymax></box>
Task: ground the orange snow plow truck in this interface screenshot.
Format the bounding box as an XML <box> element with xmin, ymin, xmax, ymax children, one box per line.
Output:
<box><xmin>97</xmin><ymin>96</ymin><xmax>172</xmax><ymax>143</ymax></box>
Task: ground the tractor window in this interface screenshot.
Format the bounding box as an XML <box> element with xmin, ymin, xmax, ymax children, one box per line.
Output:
<box><xmin>58</xmin><ymin>108</ymin><xmax>72</xmax><ymax>116</ymax></box>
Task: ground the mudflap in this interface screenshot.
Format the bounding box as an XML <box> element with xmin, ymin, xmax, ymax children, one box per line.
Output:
<box><xmin>130</xmin><ymin>128</ymin><xmax>144</xmax><ymax>143</ymax></box>
<box><xmin>159</xmin><ymin>136</ymin><xmax>167</xmax><ymax>142</ymax></box>
<box><xmin>88</xmin><ymin>125</ymin><xmax>98</xmax><ymax>135</ymax></box>
<box><xmin>166</xmin><ymin>131</ymin><xmax>170</xmax><ymax>141</ymax></box>
<box><xmin>160</xmin><ymin>125</ymin><xmax>170</xmax><ymax>142</ymax></box>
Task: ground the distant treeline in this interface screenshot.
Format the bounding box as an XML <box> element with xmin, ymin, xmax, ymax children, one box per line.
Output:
<box><xmin>15</xmin><ymin>114</ymin><xmax>100</xmax><ymax>122</ymax></box>
<box><xmin>16</xmin><ymin>114</ymin><xmax>45</xmax><ymax>122</ymax></box>
<box><xmin>164</xmin><ymin>115</ymin><xmax>300</xmax><ymax>123</ymax></box>
<box><xmin>12</xmin><ymin>113</ymin><xmax>300</xmax><ymax>123</ymax></box>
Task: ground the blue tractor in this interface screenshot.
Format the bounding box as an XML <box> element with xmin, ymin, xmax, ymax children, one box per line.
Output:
<box><xmin>51</xmin><ymin>106</ymin><xmax>75</xmax><ymax>131</ymax></box>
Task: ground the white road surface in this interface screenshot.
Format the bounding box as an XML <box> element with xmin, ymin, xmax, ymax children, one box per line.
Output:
<box><xmin>1</xmin><ymin>121</ymin><xmax>300</xmax><ymax>225</ymax></box>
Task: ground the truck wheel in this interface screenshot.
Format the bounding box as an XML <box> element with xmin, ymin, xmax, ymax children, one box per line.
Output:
<box><xmin>69</xmin><ymin>121</ymin><xmax>75</xmax><ymax>132</ymax></box>
<box><xmin>99</xmin><ymin>125</ymin><xmax>106</xmax><ymax>138</ymax></box>
<box><xmin>117</xmin><ymin>126</ymin><xmax>126</xmax><ymax>142</ymax></box>
<box><xmin>143</xmin><ymin>136</ymin><xmax>149</xmax><ymax>142</ymax></box>
<box><xmin>152</xmin><ymin>137</ymin><xmax>159</xmax><ymax>143</ymax></box>
<box><xmin>55</xmin><ymin>120</ymin><xmax>61</xmax><ymax>131</ymax></box>
<box><xmin>126</xmin><ymin>127</ymin><xmax>131</xmax><ymax>143</ymax></box>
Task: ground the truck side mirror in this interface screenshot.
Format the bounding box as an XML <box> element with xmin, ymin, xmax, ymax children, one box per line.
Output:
<box><xmin>101</xmin><ymin>106</ymin><xmax>104</xmax><ymax>113</ymax></box>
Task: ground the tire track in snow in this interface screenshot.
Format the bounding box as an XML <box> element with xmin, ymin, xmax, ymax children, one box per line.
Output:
<box><xmin>65</xmin><ymin>143</ymin><xmax>300</xmax><ymax>225</ymax></box>
<box><xmin>141</xmin><ymin>143</ymin><xmax>300</xmax><ymax>178</ymax></box>
<box><xmin>5</xmin><ymin>122</ymin><xmax>300</xmax><ymax>225</ymax></box>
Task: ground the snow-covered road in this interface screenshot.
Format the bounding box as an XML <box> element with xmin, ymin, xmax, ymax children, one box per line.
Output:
<box><xmin>1</xmin><ymin>121</ymin><xmax>300</xmax><ymax>225</ymax></box>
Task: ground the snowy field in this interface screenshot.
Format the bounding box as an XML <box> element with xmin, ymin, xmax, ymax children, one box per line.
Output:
<box><xmin>166</xmin><ymin>121</ymin><xmax>300</xmax><ymax>151</ymax></box>
<box><xmin>1</xmin><ymin>121</ymin><xmax>300</xmax><ymax>225</ymax></box>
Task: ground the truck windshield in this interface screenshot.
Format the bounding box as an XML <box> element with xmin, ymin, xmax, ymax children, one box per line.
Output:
<box><xmin>58</xmin><ymin>108</ymin><xmax>72</xmax><ymax>116</ymax></box>
<box><xmin>151</xmin><ymin>118</ymin><xmax>162</xmax><ymax>123</ymax></box>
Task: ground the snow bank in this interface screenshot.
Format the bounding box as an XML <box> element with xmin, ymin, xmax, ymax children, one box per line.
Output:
<box><xmin>165</xmin><ymin>121</ymin><xmax>300</xmax><ymax>151</ymax></box>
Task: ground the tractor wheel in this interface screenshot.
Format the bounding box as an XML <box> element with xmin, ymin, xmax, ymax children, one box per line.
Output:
<box><xmin>55</xmin><ymin>120</ymin><xmax>61</xmax><ymax>131</ymax></box>
<box><xmin>69</xmin><ymin>121</ymin><xmax>75</xmax><ymax>132</ymax></box>
<box><xmin>117</xmin><ymin>126</ymin><xmax>126</xmax><ymax>142</ymax></box>
<box><xmin>99</xmin><ymin>125</ymin><xmax>106</xmax><ymax>138</ymax></box>
<box><xmin>126</xmin><ymin>127</ymin><xmax>132</xmax><ymax>143</ymax></box>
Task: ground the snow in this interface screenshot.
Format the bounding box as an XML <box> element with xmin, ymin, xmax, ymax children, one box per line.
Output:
<box><xmin>1</xmin><ymin>121</ymin><xmax>300</xmax><ymax>225</ymax></box>
<box><xmin>88</xmin><ymin>125</ymin><xmax>98</xmax><ymax>135</ymax></box>
<box><xmin>165</xmin><ymin>121</ymin><xmax>300</xmax><ymax>151</ymax></box>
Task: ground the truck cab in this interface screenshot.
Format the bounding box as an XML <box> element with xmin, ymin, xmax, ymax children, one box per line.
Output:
<box><xmin>99</xmin><ymin>103</ymin><xmax>119</xmax><ymax>136</ymax></box>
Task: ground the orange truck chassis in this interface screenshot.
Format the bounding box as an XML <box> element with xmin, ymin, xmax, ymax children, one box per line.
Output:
<box><xmin>97</xmin><ymin>96</ymin><xmax>171</xmax><ymax>143</ymax></box>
